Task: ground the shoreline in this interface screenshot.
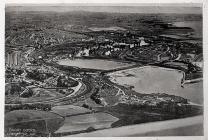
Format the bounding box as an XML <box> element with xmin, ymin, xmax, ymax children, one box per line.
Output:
<box><xmin>52</xmin><ymin>57</ymin><xmax>203</xmax><ymax>91</ymax></box>
<box><xmin>106</xmin><ymin>65</ymin><xmax>203</xmax><ymax>104</ymax></box>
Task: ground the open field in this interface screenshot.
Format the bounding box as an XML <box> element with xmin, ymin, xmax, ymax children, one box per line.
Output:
<box><xmin>5</xmin><ymin>110</ymin><xmax>65</xmax><ymax>136</ymax></box>
<box><xmin>54</xmin><ymin>112</ymin><xmax>119</xmax><ymax>134</ymax></box>
<box><xmin>51</xmin><ymin>105</ymin><xmax>92</xmax><ymax>117</ymax></box>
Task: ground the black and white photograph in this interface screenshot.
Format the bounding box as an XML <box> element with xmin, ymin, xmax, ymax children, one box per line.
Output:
<box><xmin>3</xmin><ymin>1</ymin><xmax>206</xmax><ymax>138</ymax></box>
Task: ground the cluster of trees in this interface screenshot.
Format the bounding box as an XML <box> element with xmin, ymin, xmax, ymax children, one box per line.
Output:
<box><xmin>6</xmin><ymin>67</ymin><xmax>24</xmax><ymax>76</ymax></box>
<box><xmin>5</xmin><ymin>67</ymin><xmax>24</xmax><ymax>80</ymax></box>
<box><xmin>26</xmin><ymin>69</ymin><xmax>53</xmax><ymax>82</ymax></box>
<box><xmin>90</xmin><ymin>88</ymin><xmax>101</xmax><ymax>104</ymax></box>
<box><xmin>57</xmin><ymin>75</ymin><xmax>79</xmax><ymax>87</ymax></box>
<box><xmin>5</xmin><ymin>103</ymin><xmax>52</xmax><ymax>113</ymax></box>
<box><xmin>5</xmin><ymin>84</ymin><xmax>23</xmax><ymax>95</ymax></box>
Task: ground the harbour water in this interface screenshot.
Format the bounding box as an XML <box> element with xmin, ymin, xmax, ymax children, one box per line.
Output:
<box><xmin>108</xmin><ymin>66</ymin><xmax>203</xmax><ymax>104</ymax></box>
<box><xmin>58</xmin><ymin>58</ymin><xmax>135</xmax><ymax>70</ymax></box>
<box><xmin>172</xmin><ymin>21</ymin><xmax>202</xmax><ymax>38</ymax></box>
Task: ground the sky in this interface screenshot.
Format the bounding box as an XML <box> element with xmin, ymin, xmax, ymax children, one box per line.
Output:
<box><xmin>6</xmin><ymin>4</ymin><xmax>202</xmax><ymax>14</ymax></box>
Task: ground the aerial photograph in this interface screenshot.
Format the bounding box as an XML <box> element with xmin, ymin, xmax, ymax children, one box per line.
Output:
<box><xmin>5</xmin><ymin>4</ymin><xmax>203</xmax><ymax>137</ymax></box>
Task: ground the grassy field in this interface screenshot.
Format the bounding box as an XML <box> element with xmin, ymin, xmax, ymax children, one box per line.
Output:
<box><xmin>54</xmin><ymin>112</ymin><xmax>118</xmax><ymax>134</ymax></box>
<box><xmin>5</xmin><ymin>110</ymin><xmax>65</xmax><ymax>136</ymax></box>
<box><xmin>51</xmin><ymin>105</ymin><xmax>92</xmax><ymax>117</ymax></box>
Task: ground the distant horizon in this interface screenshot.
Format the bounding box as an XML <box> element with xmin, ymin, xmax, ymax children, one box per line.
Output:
<box><xmin>5</xmin><ymin>4</ymin><xmax>202</xmax><ymax>14</ymax></box>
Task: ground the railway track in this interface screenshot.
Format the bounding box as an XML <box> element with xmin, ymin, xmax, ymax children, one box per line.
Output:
<box><xmin>5</xmin><ymin>78</ymin><xmax>92</xmax><ymax>106</ymax></box>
